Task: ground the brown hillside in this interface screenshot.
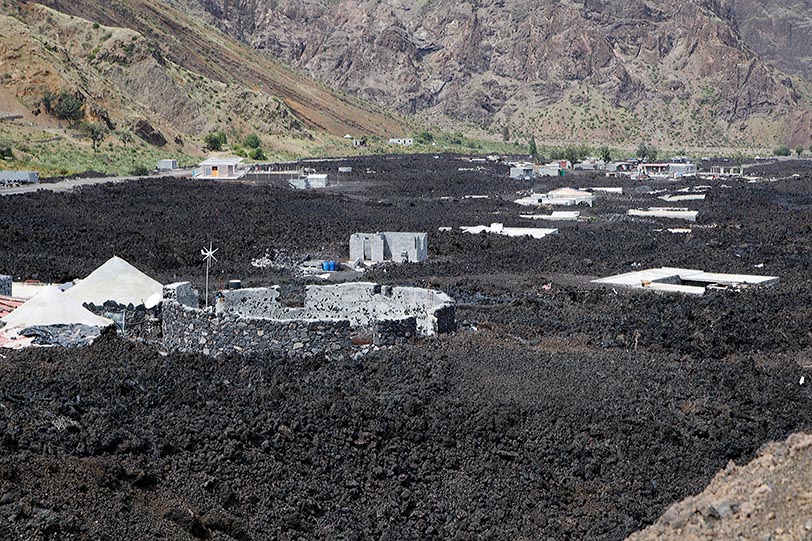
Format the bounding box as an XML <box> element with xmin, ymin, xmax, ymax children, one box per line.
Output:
<box><xmin>32</xmin><ymin>0</ymin><xmax>409</xmax><ymax>138</ymax></box>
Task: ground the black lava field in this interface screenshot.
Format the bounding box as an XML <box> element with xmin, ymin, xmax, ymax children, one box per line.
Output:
<box><xmin>0</xmin><ymin>154</ymin><xmax>811</xmax><ymax>540</ymax></box>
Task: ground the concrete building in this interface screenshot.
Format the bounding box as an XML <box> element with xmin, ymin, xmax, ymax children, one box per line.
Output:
<box><xmin>708</xmin><ymin>165</ymin><xmax>743</xmax><ymax>177</ymax></box>
<box><xmin>636</xmin><ymin>162</ymin><xmax>698</xmax><ymax>179</ymax></box>
<box><xmin>574</xmin><ymin>159</ymin><xmax>605</xmax><ymax>170</ymax></box>
<box><xmin>460</xmin><ymin>223</ymin><xmax>558</xmax><ymax>239</ymax></box>
<box><xmin>592</xmin><ymin>267</ymin><xmax>779</xmax><ymax>295</ymax></box>
<box><xmin>195</xmin><ymin>157</ymin><xmax>246</xmax><ymax>179</ymax></box>
<box><xmin>388</xmin><ymin>138</ymin><xmax>414</xmax><ymax>146</ymax></box>
<box><xmin>536</xmin><ymin>163</ymin><xmax>563</xmax><ymax>177</ymax></box>
<box><xmin>510</xmin><ymin>163</ymin><xmax>536</xmax><ymax>179</ymax></box>
<box><xmin>350</xmin><ymin>232</ymin><xmax>428</xmax><ymax>263</ymax></box>
<box><xmin>157</xmin><ymin>159</ymin><xmax>178</xmax><ymax>171</ymax></box>
<box><xmin>0</xmin><ymin>171</ymin><xmax>38</xmax><ymax>185</ymax></box>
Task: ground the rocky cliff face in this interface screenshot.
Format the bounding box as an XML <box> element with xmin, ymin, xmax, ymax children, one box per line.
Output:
<box><xmin>192</xmin><ymin>0</ymin><xmax>812</xmax><ymax>146</ymax></box>
<box><xmin>734</xmin><ymin>0</ymin><xmax>812</xmax><ymax>81</ymax></box>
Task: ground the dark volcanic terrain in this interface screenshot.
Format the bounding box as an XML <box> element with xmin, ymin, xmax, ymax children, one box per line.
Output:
<box><xmin>1</xmin><ymin>154</ymin><xmax>811</xmax><ymax>539</ymax></box>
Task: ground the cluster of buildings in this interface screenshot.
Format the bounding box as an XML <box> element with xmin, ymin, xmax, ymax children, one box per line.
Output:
<box><xmin>508</xmin><ymin>157</ymin><xmax>704</xmax><ymax>181</ymax></box>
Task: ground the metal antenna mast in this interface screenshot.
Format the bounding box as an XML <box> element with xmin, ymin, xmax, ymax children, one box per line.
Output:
<box><xmin>201</xmin><ymin>242</ymin><xmax>218</xmax><ymax>308</ymax></box>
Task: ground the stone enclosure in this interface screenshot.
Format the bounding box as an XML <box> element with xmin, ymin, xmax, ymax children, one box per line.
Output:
<box><xmin>162</xmin><ymin>282</ymin><xmax>455</xmax><ymax>357</ymax></box>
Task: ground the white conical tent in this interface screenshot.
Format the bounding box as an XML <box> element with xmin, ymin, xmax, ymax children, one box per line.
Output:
<box><xmin>65</xmin><ymin>256</ymin><xmax>163</xmax><ymax>307</ymax></box>
<box><xmin>0</xmin><ymin>286</ymin><xmax>113</xmax><ymax>337</ymax></box>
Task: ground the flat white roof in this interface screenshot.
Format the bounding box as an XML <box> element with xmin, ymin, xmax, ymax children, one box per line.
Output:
<box><xmin>520</xmin><ymin>211</ymin><xmax>580</xmax><ymax>221</ymax></box>
<box><xmin>200</xmin><ymin>157</ymin><xmax>244</xmax><ymax>166</ymax></box>
<box><xmin>628</xmin><ymin>208</ymin><xmax>698</xmax><ymax>221</ymax></box>
<box><xmin>460</xmin><ymin>223</ymin><xmax>558</xmax><ymax>239</ymax></box>
<box><xmin>592</xmin><ymin>267</ymin><xmax>779</xmax><ymax>295</ymax></box>
<box><xmin>659</xmin><ymin>194</ymin><xmax>706</xmax><ymax>202</ymax></box>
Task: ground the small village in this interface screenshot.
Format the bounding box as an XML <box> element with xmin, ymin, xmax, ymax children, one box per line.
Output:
<box><xmin>1</xmin><ymin>148</ymin><xmax>811</xmax><ymax>540</ymax></box>
<box><xmin>2</xmin><ymin>0</ymin><xmax>812</xmax><ymax>537</ymax></box>
<box><xmin>0</xmin><ymin>151</ymin><xmax>781</xmax><ymax>356</ymax></box>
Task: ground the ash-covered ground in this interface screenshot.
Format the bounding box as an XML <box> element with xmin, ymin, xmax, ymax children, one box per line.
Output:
<box><xmin>0</xmin><ymin>154</ymin><xmax>811</xmax><ymax>540</ymax></box>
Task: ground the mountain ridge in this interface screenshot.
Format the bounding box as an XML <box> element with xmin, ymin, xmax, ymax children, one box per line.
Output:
<box><xmin>187</xmin><ymin>0</ymin><xmax>812</xmax><ymax>147</ymax></box>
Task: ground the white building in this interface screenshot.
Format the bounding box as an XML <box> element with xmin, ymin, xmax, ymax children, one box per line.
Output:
<box><xmin>195</xmin><ymin>157</ymin><xmax>246</xmax><ymax>179</ymax></box>
<box><xmin>510</xmin><ymin>163</ymin><xmax>536</xmax><ymax>179</ymax></box>
<box><xmin>536</xmin><ymin>163</ymin><xmax>563</xmax><ymax>177</ymax></box>
<box><xmin>708</xmin><ymin>165</ymin><xmax>743</xmax><ymax>177</ymax></box>
<box><xmin>388</xmin><ymin>138</ymin><xmax>414</xmax><ymax>146</ymax></box>
<box><xmin>636</xmin><ymin>162</ymin><xmax>698</xmax><ymax>179</ymax></box>
<box><xmin>0</xmin><ymin>171</ymin><xmax>39</xmax><ymax>185</ymax></box>
<box><xmin>157</xmin><ymin>159</ymin><xmax>178</xmax><ymax>171</ymax></box>
<box><xmin>350</xmin><ymin>232</ymin><xmax>428</xmax><ymax>263</ymax></box>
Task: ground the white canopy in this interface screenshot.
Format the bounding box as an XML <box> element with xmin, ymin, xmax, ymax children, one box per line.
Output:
<box><xmin>65</xmin><ymin>256</ymin><xmax>163</xmax><ymax>307</ymax></box>
<box><xmin>1</xmin><ymin>286</ymin><xmax>112</xmax><ymax>337</ymax></box>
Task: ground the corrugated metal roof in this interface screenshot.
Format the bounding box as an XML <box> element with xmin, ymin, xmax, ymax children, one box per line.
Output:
<box><xmin>0</xmin><ymin>295</ymin><xmax>24</xmax><ymax>318</ymax></box>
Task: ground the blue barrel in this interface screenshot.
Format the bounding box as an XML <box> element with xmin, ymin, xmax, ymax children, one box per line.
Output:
<box><xmin>329</xmin><ymin>260</ymin><xmax>336</xmax><ymax>271</ymax></box>
<box><xmin>322</xmin><ymin>261</ymin><xmax>329</xmax><ymax>271</ymax></box>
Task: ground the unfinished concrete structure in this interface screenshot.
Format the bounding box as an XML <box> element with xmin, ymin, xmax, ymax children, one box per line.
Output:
<box><xmin>162</xmin><ymin>282</ymin><xmax>455</xmax><ymax>356</ymax></box>
<box><xmin>289</xmin><ymin>173</ymin><xmax>329</xmax><ymax>190</ymax></box>
<box><xmin>592</xmin><ymin>267</ymin><xmax>779</xmax><ymax>295</ymax></box>
<box><xmin>350</xmin><ymin>232</ymin><xmax>428</xmax><ymax>263</ymax></box>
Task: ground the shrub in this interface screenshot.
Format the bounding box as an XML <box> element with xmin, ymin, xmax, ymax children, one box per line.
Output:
<box><xmin>249</xmin><ymin>147</ymin><xmax>267</xmax><ymax>160</ymax></box>
<box><xmin>204</xmin><ymin>131</ymin><xmax>227</xmax><ymax>151</ymax></box>
<box><xmin>636</xmin><ymin>142</ymin><xmax>658</xmax><ymax>161</ymax></box>
<box><xmin>53</xmin><ymin>93</ymin><xmax>85</xmax><ymax>124</ymax></box>
<box><xmin>130</xmin><ymin>164</ymin><xmax>150</xmax><ymax>176</ymax></box>
<box><xmin>598</xmin><ymin>145</ymin><xmax>612</xmax><ymax>162</ymax></box>
<box><xmin>243</xmin><ymin>133</ymin><xmax>261</xmax><ymax>149</ymax></box>
<box><xmin>80</xmin><ymin>122</ymin><xmax>107</xmax><ymax>153</ymax></box>
<box><xmin>773</xmin><ymin>145</ymin><xmax>791</xmax><ymax>157</ymax></box>
<box><xmin>415</xmin><ymin>131</ymin><xmax>434</xmax><ymax>144</ymax></box>
<box><xmin>795</xmin><ymin>145</ymin><xmax>804</xmax><ymax>156</ymax></box>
